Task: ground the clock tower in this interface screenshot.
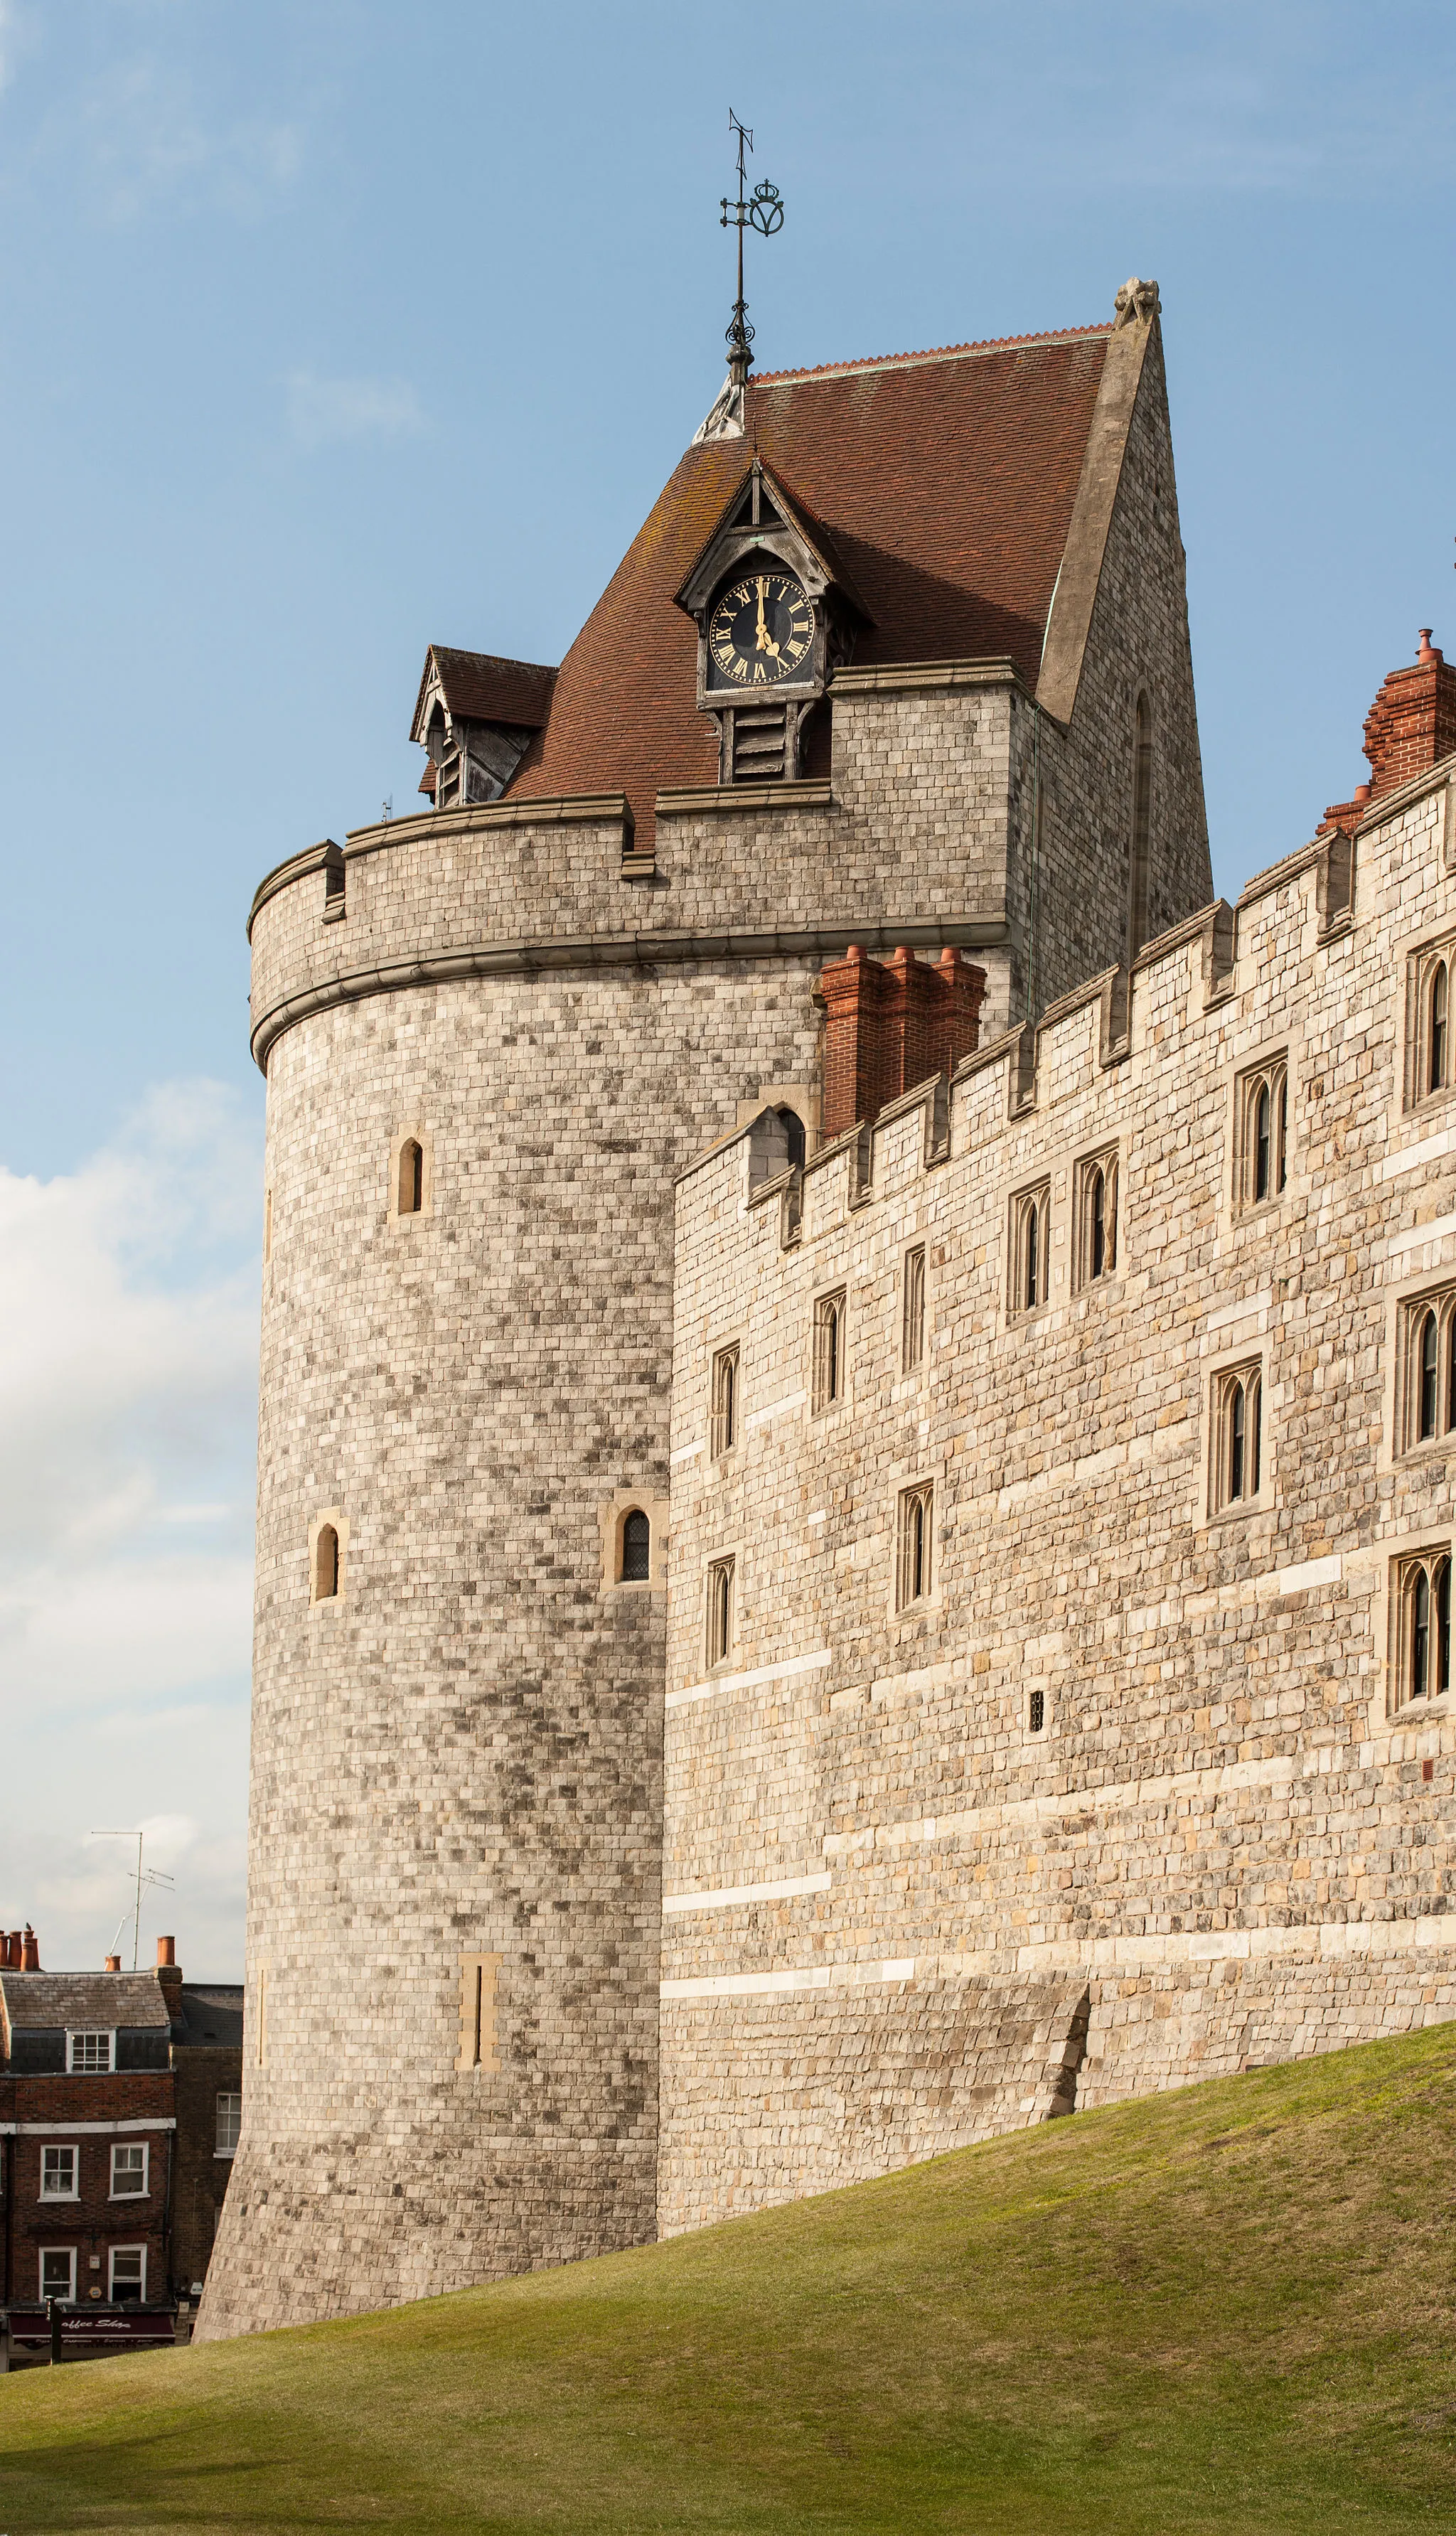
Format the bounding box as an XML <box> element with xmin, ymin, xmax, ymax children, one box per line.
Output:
<box><xmin>675</xmin><ymin>458</ymin><xmax>863</xmax><ymax>783</ymax></box>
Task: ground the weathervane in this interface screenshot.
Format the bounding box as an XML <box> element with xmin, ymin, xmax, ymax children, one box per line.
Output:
<box><xmin>721</xmin><ymin>110</ymin><xmax>784</xmax><ymax>387</ymax></box>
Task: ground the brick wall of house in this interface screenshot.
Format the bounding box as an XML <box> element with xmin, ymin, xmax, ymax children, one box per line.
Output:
<box><xmin>1</xmin><ymin>2075</ymin><xmax>172</xmax><ymax>2306</ymax></box>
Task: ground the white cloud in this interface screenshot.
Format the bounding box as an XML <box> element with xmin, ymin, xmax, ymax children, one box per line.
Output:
<box><xmin>286</xmin><ymin>368</ymin><xmax>427</xmax><ymax>451</ymax></box>
<box><xmin>0</xmin><ymin>1084</ymin><xmax>260</xmax><ymax>1976</ymax></box>
<box><xmin>14</xmin><ymin>45</ymin><xmax>303</xmax><ymax>223</ymax></box>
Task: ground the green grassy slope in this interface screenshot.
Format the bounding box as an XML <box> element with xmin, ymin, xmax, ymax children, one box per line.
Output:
<box><xmin>3</xmin><ymin>2026</ymin><xmax>1456</xmax><ymax>2535</ymax></box>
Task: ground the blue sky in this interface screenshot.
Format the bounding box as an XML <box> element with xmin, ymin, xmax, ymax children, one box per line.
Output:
<box><xmin>1</xmin><ymin>0</ymin><xmax>1452</xmax><ymax>1974</ymax></box>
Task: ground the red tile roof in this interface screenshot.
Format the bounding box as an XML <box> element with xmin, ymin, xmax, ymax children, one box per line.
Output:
<box><xmin>505</xmin><ymin>328</ymin><xmax>1111</xmax><ymax>846</ymax></box>
<box><xmin>416</xmin><ymin>647</ymin><xmax>556</xmax><ymax>734</ymax></box>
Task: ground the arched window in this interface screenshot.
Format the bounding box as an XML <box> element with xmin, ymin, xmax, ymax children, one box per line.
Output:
<box><xmin>813</xmin><ymin>1289</ymin><xmax>846</xmax><ymax>1411</ymax></box>
<box><xmin>1236</xmin><ymin>1056</ymin><xmax>1288</xmax><ymax>1211</ymax></box>
<box><xmin>1214</xmin><ymin>1364</ymin><xmax>1262</xmax><ymax>1512</ymax></box>
<box><xmin>398</xmin><ymin>1139</ymin><xmax>424</xmax><ymax>1216</ymax></box>
<box><xmin>619</xmin><ymin>1509</ymin><xmax>651</xmax><ymax>1583</ymax></box>
<box><xmin>1411</xmin><ymin>1564</ymin><xmax>1432</xmax><ymax>1701</ymax></box>
<box><xmin>1010</xmin><ymin>1181</ymin><xmax>1051</xmax><ymax>1320</ymax></box>
<box><xmin>1396</xmin><ymin>1548</ymin><xmax>1453</xmax><ymax>1707</ymax></box>
<box><xmin>896</xmin><ymin>1482</ymin><xmax>933</xmax><ymax>1611</ymax></box>
<box><xmin>1088</xmin><ymin>1167</ymin><xmax>1106</xmax><ymax>1280</ymax></box>
<box><xmin>1128</xmin><ymin>691</ymin><xmax>1152</xmax><ymax>960</ymax></box>
<box><xmin>706</xmin><ymin>1555</ymin><xmax>734</xmax><ymax>1667</ymax></box>
<box><xmin>1254</xmin><ymin>1084</ymin><xmax>1272</xmax><ymax>1203</ymax></box>
<box><xmin>776</xmin><ymin>1106</ymin><xmax>806</xmax><ymax>1171</ymax></box>
<box><xmin>313</xmin><ymin>1523</ymin><xmax>339</xmax><ymax>1603</ymax></box>
<box><xmin>1430</xmin><ymin>961</ymin><xmax>1449</xmax><ymax>1094</ymax></box>
<box><xmin>1420</xmin><ymin>1310</ymin><xmax>1440</xmax><ymax>1440</ymax></box>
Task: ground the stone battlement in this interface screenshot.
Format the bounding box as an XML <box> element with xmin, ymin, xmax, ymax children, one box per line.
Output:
<box><xmin>661</xmin><ymin>753</ymin><xmax>1456</xmax><ymax>2231</ymax></box>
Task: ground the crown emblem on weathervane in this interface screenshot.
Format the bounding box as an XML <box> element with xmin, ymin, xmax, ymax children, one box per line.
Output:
<box><xmin>720</xmin><ymin>109</ymin><xmax>786</xmax><ymax>388</ymax></box>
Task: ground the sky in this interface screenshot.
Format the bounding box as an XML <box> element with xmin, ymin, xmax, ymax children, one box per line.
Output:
<box><xmin>1</xmin><ymin>0</ymin><xmax>1453</xmax><ymax>1977</ymax></box>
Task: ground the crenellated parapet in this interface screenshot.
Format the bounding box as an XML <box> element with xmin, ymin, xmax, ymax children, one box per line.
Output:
<box><xmin>661</xmin><ymin>751</ymin><xmax>1456</xmax><ymax>2232</ymax></box>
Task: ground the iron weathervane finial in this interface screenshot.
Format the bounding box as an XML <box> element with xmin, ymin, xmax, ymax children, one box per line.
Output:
<box><xmin>721</xmin><ymin>109</ymin><xmax>785</xmax><ymax>387</ymax></box>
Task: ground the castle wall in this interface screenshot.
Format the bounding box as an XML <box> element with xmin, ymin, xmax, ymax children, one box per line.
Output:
<box><xmin>662</xmin><ymin>766</ymin><xmax>1456</xmax><ymax>2233</ymax></box>
<box><xmin>199</xmin><ymin>957</ymin><xmax>829</xmax><ymax>2337</ymax></box>
<box><xmin>205</xmin><ymin>449</ymin><xmax>1215</xmax><ymax>2333</ymax></box>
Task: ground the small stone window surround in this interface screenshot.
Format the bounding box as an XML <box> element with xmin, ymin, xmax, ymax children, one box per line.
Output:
<box><xmin>39</xmin><ymin>2248</ymin><xmax>76</xmax><ymax>2301</ymax></box>
<box><xmin>309</xmin><ymin>1508</ymin><xmax>347</xmax><ymax>1606</ymax></box>
<box><xmin>1391</xmin><ymin>1545</ymin><xmax>1453</xmax><ymax>1712</ymax></box>
<box><xmin>894</xmin><ymin>1480</ymin><xmax>934</xmax><ymax>1614</ymax></box>
<box><xmin>455</xmin><ymin>1952</ymin><xmax>502</xmax><ymax>2073</ymax></box>
<box><xmin>253</xmin><ymin>1964</ymin><xmax>268</xmax><ymax>2070</ymax></box>
<box><xmin>110</xmin><ymin>2141</ymin><xmax>148</xmax><ymax>2198</ymax></box>
<box><xmin>705</xmin><ymin>1552</ymin><xmax>736</xmax><ymax>1669</ymax></box>
<box><xmin>1073</xmin><ymin>1147</ymin><xmax>1119</xmax><ymax>1291</ymax></box>
<box><xmin>599</xmin><ymin>1489</ymin><xmax>668</xmax><ymax>1593</ymax></box>
<box><xmin>1025</xmin><ymin>1684</ymin><xmax>1050</xmax><ymax>1739</ymax></box>
<box><xmin>66</xmin><ymin>2030</ymin><xmax>114</xmax><ymax>2075</ymax></box>
<box><xmin>215</xmin><ymin>2092</ymin><xmax>242</xmax><ymax>2157</ymax></box>
<box><xmin>41</xmin><ymin>2145</ymin><xmax>79</xmax><ymax>2199</ymax></box>
<box><xmin>263</xmin><ymin>1187</ymin><xmax>273</xmax><ymax>1266</ymax></box>
<box><xmin>1406</xmin><ymin>929</ymin><xmax>1456</xmax><ymax>1111</ymax></box>
<box><xmin>1209</xmin><ymin>1359</ymin><xmax>1265</xmax><ymax>1518</ymax></box>
<box><xmin>109</xmin><ymin>2244</ymin><xmax>146</xmax><ymax>2302</ymax></box>
<box><xmin>1396</xmin><ymin>1280</ymin><xmax>1456</xmax><ymax>1456</ymax></box>
<box><xmin>711</xmin><ymin>1342</ymin><xmax>741</xmax><ymax>1457</ymax></box>
<box><xmin>388</xmin><ymin>1126</ymin><xmax>434</xmax><ymax>1224</ymax></box>
<box><xmin>1007</xmin><ymin>1178</ymin><xmax>1051</xmax><ymax>1321</ymax></box>
<box><xmin>1233</xmin><ymin>1055</ymin><xmax>1288</xmax><ymax>1213</ymax></box>
<box><xmin>901</xmin><ymin>1243</ymin><xmax>927</xmax><ymax>1373</ymax></box>
<box><xmin>812</xmin><ymin>1286</ymin><xmax>847</xmax><ymax>1413</ymax></box>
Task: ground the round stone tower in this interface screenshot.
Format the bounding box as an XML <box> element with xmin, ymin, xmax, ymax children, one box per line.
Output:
<box><xmin>198</xmin><ymin>298</ymin><xmax>1210</xmax><ymax>2336</ymax></box>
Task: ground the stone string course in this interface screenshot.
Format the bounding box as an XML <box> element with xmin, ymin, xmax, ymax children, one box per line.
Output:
<box><xmin>663</xmin><ymin>768</ymin><xmax>1456</xmax><ymax>2227</ymax></box>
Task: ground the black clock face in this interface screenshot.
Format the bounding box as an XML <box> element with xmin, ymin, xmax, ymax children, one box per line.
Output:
<box><xmin>707</xmin><ymin>571</ymin><xmax>814</xmax><ymax>688</ymax></box>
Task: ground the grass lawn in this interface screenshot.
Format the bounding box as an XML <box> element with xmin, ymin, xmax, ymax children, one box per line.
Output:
<box><xmin>2</xmin><ymin>2023</ymin><xmax>1455</xmax><ymax>2534</ymax></box>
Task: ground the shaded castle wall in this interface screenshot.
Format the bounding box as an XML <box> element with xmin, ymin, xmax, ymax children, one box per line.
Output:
<box><xmin>662</xmin><ymin>764</ymin><xmax>1456</xmax><ymax>2234</ymax></box>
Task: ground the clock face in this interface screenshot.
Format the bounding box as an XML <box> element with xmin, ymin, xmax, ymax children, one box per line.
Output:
<box><xmin>707</xmin><ymin>571</ymin><xmax>815</xmax><ymax>688</ymax></box>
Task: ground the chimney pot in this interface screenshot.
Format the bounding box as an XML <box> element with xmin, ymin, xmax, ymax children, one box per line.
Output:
<box><xmin>156</xmin><ymin>1933</ymin><xmax>176</xmax><ymax>1968</ymax></box>
<box><xmin>21</xmin><ymin>1924</ymin><xmax>40</xmax><ymax>1971</ymax></box>
<box><xmin>1419</xmin><ymin>628</ymin><xmax>1439</xmax><ymax>663</ymax></box>
<box><xmin>4</xmin><ymin>1932</ymin><xmax>18</xmax><ymax>1969</ymax></box>
<box><xmin>105</xmin><ymin>1954</ymin><xmax>122</xmax><ymax>1972</ymax></box>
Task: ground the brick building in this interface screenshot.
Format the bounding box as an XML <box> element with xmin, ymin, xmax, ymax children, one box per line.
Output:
<box><xmin>0</xmin><ymin>1932</ymin><xmax>242</xmax><ymax>2317</ymax></box>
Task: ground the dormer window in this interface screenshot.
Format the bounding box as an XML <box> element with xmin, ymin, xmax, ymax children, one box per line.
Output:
<box><xmin>409</xmin><ymin>647</ymin><xmax>556</xmax><ymax>812</ymax></box>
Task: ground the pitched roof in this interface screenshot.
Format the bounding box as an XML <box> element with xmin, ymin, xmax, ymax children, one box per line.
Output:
<box><xmin>412</xmin><ymin>647</ymin><xmax>557</xmax><ymax>741</ymax></box>
<box><xmin>504</xmin><ymin>324</ymin><xmax>1112</xmax><ymax>845</ymax></box>
<box><xmin>0</xmin><ymin>1969</ymin><xmax>171</xmax><ymax>2035</ymax></box>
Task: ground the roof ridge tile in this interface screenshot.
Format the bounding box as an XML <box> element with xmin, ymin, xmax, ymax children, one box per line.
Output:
<box><xmin>751</xmin><ymin>322</ymin><xmax>1110</xmax><ymax>387</ymax></box>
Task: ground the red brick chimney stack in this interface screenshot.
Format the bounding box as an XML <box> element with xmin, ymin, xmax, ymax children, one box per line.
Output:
<box><xmin>816</xmin><ymin>945</ymin><xmax>986</xmax><ymax>1141</ymax></box>
<box><xmin>1322</xmin><ymin>629</ymin><xmax>1456</xmax><ymax>834</ymax></box>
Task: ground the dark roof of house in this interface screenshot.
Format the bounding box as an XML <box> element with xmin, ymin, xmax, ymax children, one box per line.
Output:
<box><xmin>0</xmin><ymin>1971</ymin><xmax>172</xmax><ymax>2033</ymax></box>
<box><xmin>503</xmin><ymin>324</ymin><xmax>1111</xmax><ymax>847</ymax></box>
<box><xmin>412</xmin><ymin>646</ymin><xmax>557</xmax><ymax>739</ymax></box>
<box><xmin>174</xmin><ymin>1984</ymin><xmax>245</xmax><ymax>2048</ymax></box>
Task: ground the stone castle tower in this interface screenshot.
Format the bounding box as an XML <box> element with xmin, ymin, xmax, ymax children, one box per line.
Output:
<box><xmin>199</xmin><ymin>279</ymin><xmax>1211</xmax><ymax>2336</ymax></box>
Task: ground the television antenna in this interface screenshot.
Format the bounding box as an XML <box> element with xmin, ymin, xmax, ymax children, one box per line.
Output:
<box><xmin>720</xmin><ymin>109</ymin><xmax>785</xmax><ymax>386</ymax></box>
<box><xmin>89</xmin><ymin>1830</ymin><xmax>174</xmax><ymax>1971</ymax></box>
